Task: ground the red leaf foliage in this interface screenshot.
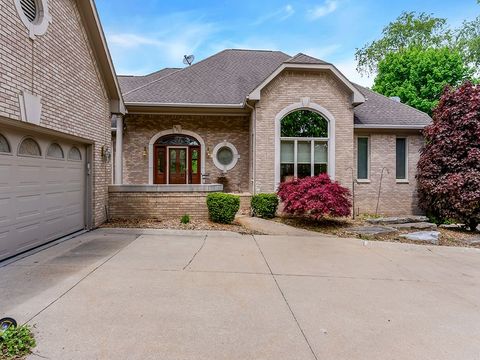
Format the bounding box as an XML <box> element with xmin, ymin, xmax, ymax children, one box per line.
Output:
<box><xmin>277</xmin><ymin>174</ymin><xmax>351</xmax><ymax>219</ymax></box>
<box><xmin>417</xmin><ymin>82</ymin><xmax>480</xmax><ymax>230</ymax></box>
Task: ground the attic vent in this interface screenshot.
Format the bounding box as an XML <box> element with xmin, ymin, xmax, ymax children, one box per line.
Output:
<box><xmin>20</xmin><ymin>0</ymin><xmax>37</xmax><ymax>22</ymax></box>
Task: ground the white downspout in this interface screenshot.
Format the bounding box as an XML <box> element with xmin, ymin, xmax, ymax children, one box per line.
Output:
<box><xmin>114</xmin><ymin>115</ymin><xmax>123</xmax><ymax>184</ymax></box>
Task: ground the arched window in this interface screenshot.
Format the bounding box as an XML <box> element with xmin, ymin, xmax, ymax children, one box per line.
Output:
<box><xmin>0</xmin><ymin>134</ymin><xmax>11</xmax><ymax>153</ymax></box>
<box><xmin>46</xmin><ymin>143</ymin><xmax>64</xmax><ymax>159</ymax></box>
<box><xmin>155</xmin><ymin>134</ymin><xmax>200</xmax><ymax>146</ymax></box>
<box><xmin>68</xmin><ymin>147</ymin><xmax>82</xmax><ymax>161</ymax></box>
<box><xmin>280</xmin><ymin>110</ymin><xmax>329</xmax><ymax>182</ymax></box>
<box><xmin>18</xmin><ymin>137</ymin><xmax>41</xmax><ymax>157</ymax></box>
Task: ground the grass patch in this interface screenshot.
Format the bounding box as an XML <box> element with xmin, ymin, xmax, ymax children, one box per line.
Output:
<box><xmin>1</xmin><ymin>324</ymin><xmax>36</xmax><ymax>359</ymax></box>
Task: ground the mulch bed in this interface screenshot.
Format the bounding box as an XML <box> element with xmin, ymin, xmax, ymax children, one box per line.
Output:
<box><xmin>275</xmin><ymin>216</ymin><xmax>480</xmax><ymax>248</ymax></box>
<box><xmin>101</xmin><ymin>218</ymin><xmax>260</xmax><ymax>235</ymax></box>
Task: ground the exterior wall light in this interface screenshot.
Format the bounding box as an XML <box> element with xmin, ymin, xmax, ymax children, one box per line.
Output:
<box><xmin>143</xmin><ymin>147</ymin><xmax>147</xmax><ymax>157</ymax></box>
<box><xmin>101</xmin><ymin>145</ymin><xmax>111</xmax><ymax>163</ymax></box>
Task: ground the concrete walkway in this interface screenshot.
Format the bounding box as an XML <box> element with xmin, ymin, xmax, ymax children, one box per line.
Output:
<box><xmin>237</xmin><ymin>215</ymin><xmax>324</xmax><ymax>236</ymax></box>
<box><xmin>0</xmin><ymin>228</ymin><xmax>479</xmax><ymax>359</ymax></box>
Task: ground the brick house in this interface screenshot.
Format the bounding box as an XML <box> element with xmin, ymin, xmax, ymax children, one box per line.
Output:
<box><xmin>0</xmin><ymin>0</ymin><xmax>124</xmax><ymax>260</ymax></box>
<box><xmin>111</xmin><ymin>50</ymin><xmax>431</xmax><ymax>220</ymax></box>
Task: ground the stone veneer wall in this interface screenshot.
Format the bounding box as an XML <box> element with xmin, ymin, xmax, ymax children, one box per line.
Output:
<box><xmin>0</xmin><ymin>0</ymin><xmax>112</xmax><ymax>225</ymax></box>
<box><xmin>121</xmin><ymin>114</ymin><xmax>251</xmax><ymax>192</ymax></box>
<box><xmin>353</xmin><ymin>132</ymin><xmax>424</xmax><ymax>216</ymax></box>
<box><xmin>254</xmin><ymin>70</ymin><xmax>355</xmax><ymax>193</ymax></box>
<box><xmin>108</xmin><ymin>191</ymin><xmax>252</xmax><ymax>220</ymax></box>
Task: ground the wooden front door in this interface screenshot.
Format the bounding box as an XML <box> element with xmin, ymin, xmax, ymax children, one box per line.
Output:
<box><xmin>189</xmin><ymin>146</ymin><xmax>201</xmax><ymax>184</ymax></box>
<box><xmin>168</xmin><ymin>147</ymin><xmax>187</xmax><ymax>184</ymax></box>
<box><xmin>154</xmin><ymin>145</ymin><xmax>166</xmax><ymax>184</ymax></box>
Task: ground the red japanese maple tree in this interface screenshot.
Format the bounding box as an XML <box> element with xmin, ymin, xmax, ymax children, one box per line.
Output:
<box><xmin>277</xmin><ymin>174</ymin><xmax>351</xmax><ymax>219</ymax></box>
<box><xmin>417</xmin><ymin>82</ymin><xmax>480</xmax><ymax>231</ymax></box>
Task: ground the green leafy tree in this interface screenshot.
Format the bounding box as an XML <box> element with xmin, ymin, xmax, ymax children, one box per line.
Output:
<box><xmin>373</xmin><ymin>47</ymin><xmax>471</xmax><ymax>115</ymax></box>
<box><xmin>356</xmin><ymin>11</ymin><xmax>480</xmax><ymax>76</ymax></box>
<box><xmin>355</xmin><ymin>12</ymin><xmax>451</xmax><ymax>75</ymax></box>
<box><xmin>456</xmin><ymin>16</ymin><xmax>480</xmax><ymax>73</ymax></box>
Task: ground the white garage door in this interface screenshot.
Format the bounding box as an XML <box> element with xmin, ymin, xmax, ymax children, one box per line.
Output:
<box><xmin>0</xmin><ymin>128</ymin><xmax>87</xmax><ymax>261</ymax></box>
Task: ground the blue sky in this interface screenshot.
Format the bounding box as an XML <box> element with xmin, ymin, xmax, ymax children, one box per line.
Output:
<box><xmin>96</xmin><ymin>0</ymin><xmax>479</xmax><ymax>86</ymax></box>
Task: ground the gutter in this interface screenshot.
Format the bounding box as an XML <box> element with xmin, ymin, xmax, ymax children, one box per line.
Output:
<box><xmin>354</xmin><ymin>124</ymin><xmax>428</xmax><ymax>130</ymax></box>
<box><xmin>125</xmin><ymin>102</ymin><xmax>245</xmax><ymax>109</ymax></box>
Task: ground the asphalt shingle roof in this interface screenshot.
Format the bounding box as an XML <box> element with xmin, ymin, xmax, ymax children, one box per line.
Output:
<box><xmin>118</xmin><ymin>68</ymin><xmax>179</xmax><ymax>94</ymax></box>
<box><xmin>118</xmin><ymin>49</ymin><xmax>431</xmax><ymax>127</ymax></box>
<box><xmin>353</xmin><ymin>85</ymin><xmax>431</xmax><ymax>127</ymax></box>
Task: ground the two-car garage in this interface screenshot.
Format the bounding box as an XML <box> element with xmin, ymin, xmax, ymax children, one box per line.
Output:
<box><xmin>0</xmin><ymin>126</ymin><xmax>89</xmax><ymax>261</ymax></box>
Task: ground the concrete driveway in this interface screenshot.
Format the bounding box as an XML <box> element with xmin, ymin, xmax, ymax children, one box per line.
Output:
<box><xmin>1</xmin><ymin>228</ymin><xmax>480</xmax><ymax>360</ymax></box>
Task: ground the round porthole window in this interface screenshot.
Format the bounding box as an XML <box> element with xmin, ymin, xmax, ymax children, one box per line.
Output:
<box><xmin>212</xmin><ymin>141</ymin><xmax>240</xmax><ymax>172</ymax></box>
<box><xmin>15</xmin><ymin>0</ymin><xmax>51</xmax><ymax>39</ymax></box>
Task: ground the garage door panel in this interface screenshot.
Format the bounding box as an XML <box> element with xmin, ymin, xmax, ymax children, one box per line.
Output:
<box><xmin>0</xmin><ymin>130</ymin><xmax>87</xmax><ymax>261</ymax></box>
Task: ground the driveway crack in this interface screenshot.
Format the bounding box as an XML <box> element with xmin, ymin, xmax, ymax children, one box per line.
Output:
<box><xmin>25</xmin><ymin>234</ymin><xmax>142</xmax><ymax>325</ymax></box>
<box><xmin>252</xmin><ymin>235</ymin><xmax>318</xmax><ymax>360</ymax></box>
<box><xmin>183</xmin><ymin>235</ymin><xmax>207</xmax><ymax>270</ymax></box>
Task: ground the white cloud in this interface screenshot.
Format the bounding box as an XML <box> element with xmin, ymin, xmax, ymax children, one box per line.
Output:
<box><xmin>105</xmin><ymin>17</ymin><xmax>218</xmax><ymax>74</ymax></box>
<box><xmin>307</xmin><ymin>0</ymin><xmax>339</xmax><ymax>20</ymax></box>
<box><xmin>335</xmin><ymin>58</ymin><xmax>374</xmax><ymax>87</ymax></box>
<box><xmin>252</xmin><ymin>4</ymin><xmax>295</xmax><ymax>25</ymax></box>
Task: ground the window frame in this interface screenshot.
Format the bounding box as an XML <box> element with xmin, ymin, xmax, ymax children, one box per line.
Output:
<box><xmin>46</xmin><ymin>142</ymin><xmax>65</xmax><ymax>160</ymax></box>
<box><xmin>395</xmin><ymin>137</ymin><xmax>408</xmax><ymax>183</ymax></box>
<box><xmin>356</xmin><ymin>136</ymin><xmax>370</xmax><ymax>182</ymax></box>
<box><xmin>280</xmin><ymin>136</ymin><xmax>329</xmax><ymax>179</ymax></box>
<box><xmin>0</xmin><ymin>133</ymin><xmax>12</xmax><ymax>155</ymax></box>
<box><xmin>17</xmin><ymin>137</ymin><xmax>42</xmax><ymax>158</ymax></box>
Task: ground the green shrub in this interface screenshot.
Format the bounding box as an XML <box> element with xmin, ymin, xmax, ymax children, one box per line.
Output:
<box><xmin>180</xmin><ymin>214</ymin><xmax>190</xmax><ymax>224</ymax></box>
<box><xmin>1</xmin><ymin>324</ymin><xmax>36</xmax><ymax>359</ymax></box>
<box><xmin>251</xmin><ymin>193</ymin><xmax>279</xmax><ymax>219</ymax></box>
<box><xmin>206</xmin><ymin>193</ymin><xmax>240</xmax><ymax>224</ymax></box>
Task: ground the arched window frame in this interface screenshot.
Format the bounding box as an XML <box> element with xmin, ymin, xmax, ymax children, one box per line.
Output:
<box><xmin>17</xmin><ymin>137</ymin><xmax>42</xmax><ymax>157</ymax></box>
<box><xmin>68</xmin><ymin>146</ymin><xmax>82</xmax><ymax>161</ymax></box>
<box><xmin>274</xmin><ymin>100</ymin><xmax>336</xmax><ymax>188</ymax></box>
<box><xmin>0</xmin><ymin>133</ymin><xmax>11</xmax><ymax>154</ymax></box>
<box><xmin>46</xmin><ymin>143</ymin><xmax>65</xmax><ymax>160</ymax></box>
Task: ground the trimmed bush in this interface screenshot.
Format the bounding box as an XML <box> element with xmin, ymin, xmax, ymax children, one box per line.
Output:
<box><xmin>206</xmin><ymin>193</ymin><xmax>240</xmax><ymax>224</ymax></box>
<box><xmin>277</xmin><ymin>174</ymin><xmax>351</xmax><ymax>219</ymax></box>
<box><xmin>251</xmin><ymin>193</ymin><xmax>279</xmax><ymax>219</ymax></box>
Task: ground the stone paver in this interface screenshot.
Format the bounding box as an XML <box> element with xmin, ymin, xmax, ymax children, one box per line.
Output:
<box><xmin>0</xmin><ymin>228</ymin><xmax>478</xmax><ymax>359</ymax></box>
<box><xmin>400</xmin><ymin>231</ymin><xmax>440</xmax><ymax>245</ymax></box>
<box><xmin>347</xmin><ymin>226</ymin><xmax>398</xmax><ymax>236</ymax></box>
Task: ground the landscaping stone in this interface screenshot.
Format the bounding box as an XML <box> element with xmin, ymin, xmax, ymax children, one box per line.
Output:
<box><xmin>391</xmin><ymin>222</ymin><xmax>437</xmax><ymax>230</ymax></box>
<box><xmin>466</xmin><ymin>236</ymin><xmax>480</xmax><ymax>246</ymax></box>
<box><xmin>366</xmin><ymin>216</ymin><xmax>429</xmax><ymax>225</ymax></box>
<box><xmin>348</xmin><ymin>226</ymin><xmax>398</xmax><ymax>236</ymax></box>
<box><xmin>400</xmin><ymin>231</ymin><xmax>440</xmax><ymax>245</ymax></box>
<box><xmin>439</xmin><ymin>224</ymin><xmax>463</xmax><ymax>229</ymax></box>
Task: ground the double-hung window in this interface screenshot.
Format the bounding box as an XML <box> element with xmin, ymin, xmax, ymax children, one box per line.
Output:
<box><xmin>280</xmin><ymin>110</ymin><xmax>329</xmax><ymax>182</ymax></box>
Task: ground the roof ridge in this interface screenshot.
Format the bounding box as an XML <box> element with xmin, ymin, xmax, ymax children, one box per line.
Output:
<box><xmin>123</xmin><ymin>68</ymin><xmax>182</xmax><ymax>96</ymax></box>
<box><xmin>145</xmin><ymin>67</ymin><xmax>180</xmax><ymax>77</ymax></box>
<box><xmin>353</xmin><ymin>83</ymin><xmax>431</xmax><ymax>119</ymax></box>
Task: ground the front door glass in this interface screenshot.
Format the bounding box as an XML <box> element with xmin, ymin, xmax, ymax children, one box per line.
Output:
<box><xmin>169</xmin><ymin>148</ymin><xmax>187</xmax><ymax>184</ymax></box>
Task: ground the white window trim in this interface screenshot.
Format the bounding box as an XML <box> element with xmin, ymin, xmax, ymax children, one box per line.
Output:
<box><xmin>14</xmin><ymin>0</ymin><xmax>52</xmax><ymax>40</ymax></box>
<box><xmin>275</xmin><ymin>100</ymin><xmax>336</xmax><ymax>189</ymax></box>
<box><xmin>212</xmin><ymin>141</ymin><xmax>240</xmax><ymax>172</ymax></box>
<box><xmin>396</xmin><ymin>137</ymin><xmax>409</xmax><ymax>183</ymax></box>
<box><xmin>356</xmin><ymin>136</ymin><xmax>370</xmax><ymax>182</ymax></box>
<box><xmin>148</xmin><ymin>130</ymin><xmax>205</xmax><ymax>185</ymax></box>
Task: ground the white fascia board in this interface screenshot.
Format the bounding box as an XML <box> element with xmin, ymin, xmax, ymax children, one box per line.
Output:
<box><xmin>247</xmin><ymin>63</ymin><xmax>365</xmax><ymax>104</ymax></box>
<box><xmin>354</xmin><ymin>124</ymin><xmax>427</xmax><ymax>130</ymax></box>
<box><xmin>125</xmin><ymin>102</ymin><xmax>245</xmax><ymax>108</ymax></box>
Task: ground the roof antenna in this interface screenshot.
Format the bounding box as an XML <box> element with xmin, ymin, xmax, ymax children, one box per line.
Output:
<box><xmin>183</xmin><ymin>54</ymin><xmax>195</xmax><ymax>66</ymax></box>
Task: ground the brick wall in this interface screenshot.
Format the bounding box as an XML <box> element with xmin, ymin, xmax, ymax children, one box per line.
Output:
<box><xmin>120</xmin><ymin>114</ymin><xmax>251</xmax><ymax>192</ymax></box>
<box><xmin>353</xmin><ymin>132</ymin><xmax>424</xmax><ymax>216</ymax></box>
<box><xmin>108</xmin><ymin>191</ymin><xmax>251</xmax><ymax>220</ymax></box>
<box><xmin>0</xmin><ymin>0</ymin><xmax>112</xmax><ymax>225</ymax></box>
<box><xmin>254</xmin><ymin>70</ymin><xmax>354</xmax><ymax>193</ymax></box>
